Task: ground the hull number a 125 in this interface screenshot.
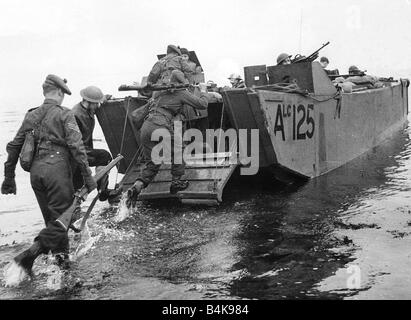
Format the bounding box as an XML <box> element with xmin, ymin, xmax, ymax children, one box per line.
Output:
<box><xmin>274</xmin><ymin>104</ymin><xmax>315</xmax><ymax>141</ymax></box>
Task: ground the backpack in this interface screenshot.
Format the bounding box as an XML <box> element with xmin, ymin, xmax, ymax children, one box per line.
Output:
<box><xmin>130</xmin><ymin>98</ymin><xmax>157</xmax><ymax>130</ymax></box>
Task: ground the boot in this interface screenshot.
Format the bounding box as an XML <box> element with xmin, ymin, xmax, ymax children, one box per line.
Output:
<box><xmin>106</xmin><ymin>188</ymin><xmax>123</xmax><ymax>205</ymax></box>
<box><xmin>54</xmin><ymin>253</ymin><xmax>71</xmax><ymax>270</ymax></box>
<box><xmin>126</xmin><ymin>180</ymin><xmax>144</xmax><ymax>208</ymax></box>
<box><xmin>14</xmin><ymin>241</ymin><xmax>43</xmax><ymax>276</ymax></box>
<box><xmin>170</xmin><ymin>178</ymin><xmax>189</xmax><ymax>194</ymax></box>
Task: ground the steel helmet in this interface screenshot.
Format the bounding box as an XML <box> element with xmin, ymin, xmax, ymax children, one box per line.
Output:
<box><xmin>277</xmin><ymin>53</ymin><xmax>292</xmax><ymax>65</ymax></box>
<box><xmin>228</xmin><ymin>73</ymin><xmax>242</xmax><ymax>80</ymax></box>
<box><xmin>80</xmin><ymin>86</ymin><xmax>104</xmax><ymax>103</ymax></box>
<box><xmin>348</xmin><ymin>65</ymin><xmax>365</xmax><ymax>75</ymax></box>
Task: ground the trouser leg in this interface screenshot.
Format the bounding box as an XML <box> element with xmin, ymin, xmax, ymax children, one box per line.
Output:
<box><xmin>138</xmin><ymin>120</ymin><xmax>186</xmax><ymax>185</ymax></box>
<box><xmin>31</xmin><ymin>162</ymin><xmax>52</xmax><ymax>225</ymax></box>
<box><xmin>72</xmin><ymin>166</ymin><xmax>84</xmax><ymax>191</ymax></box>
<box><xmin>87</xmin><ymin>149</ymin><xmax>112</xmax><ymax>167</ymax></box>
<box><xmin>72</xmin><ymin>149</ymin><xmax>112</xmax><ymax>192</ymax></box>
<box><xmin>171</xmin><ymin>125</ymin><xmax>185</xmax><ymax>179</ymax></box>
<box><xmin>138</xmin><ymin>121</ymin><xmax>163</xmax><ymax>186</ymax></box>
<box><xmin>88</xmin><ymin>149</ymin><xmax>112</xmax><ymax>191</ymax></box>
<box><xmin>32</xmin><ymin>160</ymin><xmax>74</xmax><ymax>254</ymax></box>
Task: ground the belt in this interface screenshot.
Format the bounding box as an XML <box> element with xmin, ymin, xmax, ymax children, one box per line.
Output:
<box><xmin>151</xmin><ymin>107</ymin><xmax>174</xmax><ymax>120</ymax></box>
<box><xmin>35</xmin><ymin>141</ymin><xmax>69</xmax><ymax>159</ymax></box>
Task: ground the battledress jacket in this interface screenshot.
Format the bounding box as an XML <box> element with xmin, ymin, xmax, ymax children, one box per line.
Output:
<box><xmin>147</xmin><ymin>89</ymin><xmax>209</xmax><ymax>129</ymax></box>
<box><xmin>147</xmin><ymin>53</ymin><xmax>193</xmax><ymax>85</ymax></box>
<box><xmin>72</xmin><ymin>102</ymin><xmax>94</xmax><ymax>151</ymax></box>
<box><xmin>4</xmin><ymin>98</ymin><xmax>92</xmax><ymax>178</ymax></box>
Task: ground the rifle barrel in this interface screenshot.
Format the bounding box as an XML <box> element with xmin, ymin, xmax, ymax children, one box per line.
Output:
<box><xmin>118</xmin><ymin>84</ymin><xmax>191</xmax><ymax>92</ymax></box>
<box><xmin>77</xmin><ymin>154</ymin><xmax>124</xmax><ymax>199</ymax></box>
<box><xmin>308</xmin><ymin>41</ymin><xmax>330</xmax><ymax>59</ymax></box>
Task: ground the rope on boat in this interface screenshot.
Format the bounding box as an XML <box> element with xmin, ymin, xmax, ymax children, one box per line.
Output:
<box><xmin>123</xmin><ymin>145</ymin><xmax>143</xmax><ymax>177</ymax></box>
<box><xmin>253</xmin><ymin>82</ymin><xmax>342</xmax><ymax>103</ymax></box>
<box><xmin>115</xmin><ymin>97</ymin><xmax>131</xmax><ymax>186</ymax></box>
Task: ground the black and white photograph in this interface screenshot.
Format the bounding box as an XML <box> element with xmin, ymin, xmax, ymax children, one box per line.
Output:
<box><xmin>0</xmin><ymin>0</ymin><xmax>411</xmax><ymax>305</ymax></box>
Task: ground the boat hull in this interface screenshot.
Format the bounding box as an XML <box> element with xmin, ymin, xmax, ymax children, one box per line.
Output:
<box><xmin>222</xmin><ymin>80</ymin><xmax>409</xmax><ymax>179</ymax></box>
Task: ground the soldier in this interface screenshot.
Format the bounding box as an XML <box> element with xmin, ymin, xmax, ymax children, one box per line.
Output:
<box><xmin>320</xmin><ymin>56</ymin><xmax>329</xmax><ymax>69</ymax></box>
<box><xmin>348</xmin><ymin>65</ymin><xmax>364</xmax><ymax>76</ymax></box>
<box><xmin>347</xmin><ymin>66</ymin><xmax>381</xmax><ymax>88</ymax></box>
<box><xmin>72</xmin><ymin>86</ymin><xmax>112</xmax><ymax>201</ymax></box>
<box><xmin>180</xmin><ymin>48</ymin><xmax>203</xmax><ymax>74</ymax></box>
<box><xmin>277</xmin><ymin>53</ymin><xmax>292</xmax><ymax>65</ymax></box>
<box><xmin>147</xmin><ymin>44</ymin><xmax>192</xmax><ymax>87</ymax></box>
<box><xmin>126</xmin><ymin>71</ymin><xmax>209</xmax><ymax>207</ymax></box>
<box><xmin>1</xmin><ymin>74</ymin><xmax>96</xmax><ymax>271</ymax></box>
<box><xmin>320</xmin><ymin>56</ymin><xmax>339</xmax><ymax>76</ymax></box>
<box><xmin>227</xmin><ymin>73</ymin><xmax>246</xmax><ymax>89</ymax></box>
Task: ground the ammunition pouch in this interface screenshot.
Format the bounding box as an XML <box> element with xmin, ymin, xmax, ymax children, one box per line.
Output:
<box><xmin>20</xmin><ymin>105</ymin><xmax>56</xmax><ymax>172</ymax></box>
<box><xmin>19</xmin><ymin>130</ymin><xmax>36</xmax><ymax>172</ymax></box>
<box><xmin>130</xmin><ymin>101</ymin><xmax>152</xmax><ymax>130</ymax></box>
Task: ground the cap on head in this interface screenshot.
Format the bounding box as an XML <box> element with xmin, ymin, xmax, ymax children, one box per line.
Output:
<box><xmin>227</xmin><ymin>73</ymin><xmax>242</xmax><ymax>80</ymax></box>
<box><xmin>277</xmin><ymin>53</ymin><xmax>292</xmax><ymax>65</ymax></box>
<box><xmin>180</xmin><ymin>48</ymin><xmax>189</xmax><ymax>55</ymax></box>
<box><xmin>80</xmin><ymin>86</ymin><xmax>104</xmax><ymax>103</ymax></box>
<box><xmin>167</xmin><ymin>44</ymin><xmax>182</xmax><ymax>56</ymax></box>
<box><xmin>42</xmin><ymin>74</ymin><xmax>72</xmax><ymax>95</ymax></box>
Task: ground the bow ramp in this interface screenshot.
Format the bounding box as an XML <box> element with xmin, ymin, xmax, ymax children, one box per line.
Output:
<box><xmin>96</xmin><ymin>97</ymin><xmax>238</xmax><ymax>206</ymax></box>
<box><xmin>119</xmin><ymin>153</ymin><xmax>238</xmax><ymax>206</ymax></box>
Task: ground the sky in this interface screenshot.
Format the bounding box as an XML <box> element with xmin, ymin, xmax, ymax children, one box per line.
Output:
<box><xmin>0</xmin><ymin>0</ymin><xmax>411</xmax><ymax>110</ymax></box>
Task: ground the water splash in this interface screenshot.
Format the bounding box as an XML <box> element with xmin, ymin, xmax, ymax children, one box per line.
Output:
<box><xmin>113</xmin><ymin>193</ymin><xmax>131</xmax><ymax>223</ymax></box>
<box><xmin>45</xmin><ymin>265</ymin><xmax>63</xmax><ymax>291</ymax></box>
<box><xmin>3</xmin><ymin>260</ymin><xmax>28</xmax><ymax>287</ymax></box>
<box><xmin>33</xmin><ymin>254</ymin><xmax>65</xmax><ymax>291</ymax></box>
<box><xmin>73</xmin><ymin>221</ymin><xmax>101</xmax><ymax>260</ymax></box>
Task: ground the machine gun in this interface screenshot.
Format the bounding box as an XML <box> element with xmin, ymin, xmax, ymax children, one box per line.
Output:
<box><xmin>118</xmin><ymin>83</ymin><xmax>191</xmax><ymax>92</ymax></box>
<box><xmin>292</xmin><ymin>41</ymin><xmax>330</xmax><ymax>64</ymax></box>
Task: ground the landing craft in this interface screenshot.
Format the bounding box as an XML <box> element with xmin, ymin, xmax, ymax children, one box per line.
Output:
<box><xmin>96</xmin><ymin>51</ymin><xmax>409</xmax><ymax>205</ymax></box>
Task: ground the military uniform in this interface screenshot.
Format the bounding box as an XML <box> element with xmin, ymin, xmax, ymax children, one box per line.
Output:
<box><xmin>2</xmin><ymin>75</ymin><xmax>95</xmax><ymax>259</ymax></box>
<box><xmin>147</xmin><ymin>48</ymin><xmax>192</xmax><ymax>86</ymax></box>
<box><xmin>72</xmin><ymin>102</ymin><xmax>112</xmax><ymax>190</ymax></box>
<box><xmin>138</xmin><ymin>89</ymin><xmax>209</xmax><ymax>187</ymax></box>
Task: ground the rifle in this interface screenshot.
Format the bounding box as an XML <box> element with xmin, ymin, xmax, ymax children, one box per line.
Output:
<box><xmin>293</xmin><ymin>41</ymin><xmax>330</xmax><ymax>63</ymax></box>
<box><xmin>56</xmin><ymin>154</ymin><xmax>124</xmax><ymax>230</ymax></box>
<box><xmin>11</xmin><ymin>154</ymin><xmax>124</xmax><ymax>276</ymax></box>
<box><xmin>118</xmin><ymin>83</ymin><xmax>191</xmax><ymax>92</ymax></box>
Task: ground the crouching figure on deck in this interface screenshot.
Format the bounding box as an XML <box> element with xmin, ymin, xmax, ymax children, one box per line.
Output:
<box><xmin>126</xmin><ymin>71</ymin><xmax>209</xmax><ymax>207</ymax></box>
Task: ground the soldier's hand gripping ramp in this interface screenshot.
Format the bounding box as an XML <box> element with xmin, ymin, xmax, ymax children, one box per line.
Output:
<box><xmin>119</xmin><ymin>152</ymin><xmax>238</xmax><ymax>205</ymax></box>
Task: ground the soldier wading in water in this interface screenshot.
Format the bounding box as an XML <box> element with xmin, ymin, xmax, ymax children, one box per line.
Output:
<box><xmin>1</xmin><ymin>74</ymin><xmax>96</xmax><ymax>272</ymax></box>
